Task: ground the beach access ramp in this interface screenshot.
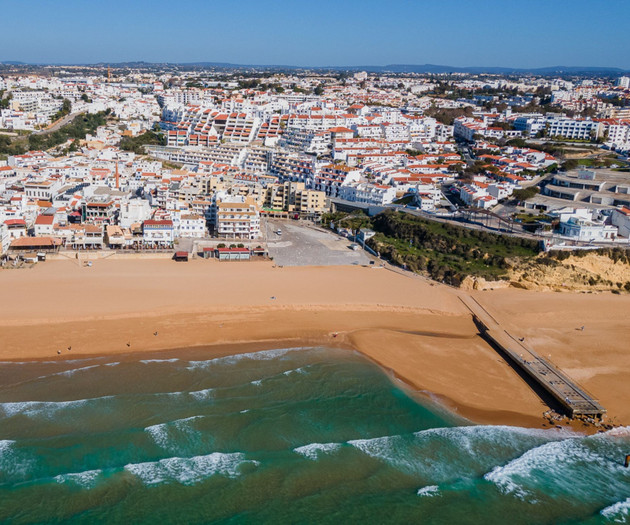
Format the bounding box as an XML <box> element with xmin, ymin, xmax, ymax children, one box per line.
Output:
<box><xmin>460</xmin><ymin>296</ymin><xmax>606</xmax><ymax>419</ymax></box>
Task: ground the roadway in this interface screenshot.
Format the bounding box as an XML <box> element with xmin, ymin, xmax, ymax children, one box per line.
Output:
<box><xmin>33</xmin><ymin>111</ymin><xmax>85</xmax><ymax>135</ymax></box>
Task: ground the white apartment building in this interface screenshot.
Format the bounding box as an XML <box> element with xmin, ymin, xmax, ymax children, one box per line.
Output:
<box><xmin>179</xmin><ymin>214</ymin><xmax>206</xmax><ymax>238</ymax></box>
<box><xmin>119</xmin><ymin>199</ymin><xmax>152</xmax><ymax>229</ymax></box>
<box><xmin>381</xmin><ymin>123</ymin><xmax>410</xmax><ymax>142</ymax></box>
<box><xmin>558</xmin><ymin>216</ymin><xmax>618</xmax><ymax>241</ymax></box>
<box><xmin>34</xmin><ymin>214</ymin><xmax>56</xmax><ymax>236</ymax></box>
<box><xmin>142</xmin><ymin>219</ymin><xmax>174</xmax><ymax>247</ymax></box>
<box><xmin>604</xmin><ymin>121</ymin><xmax>630</xmax><ymax>151</ymax></box>
<box><xmin>338</xmin><ymin>182</ymin><xmax>397</xmax><ymax>206</ymax></box>
<box><xmin>215</xmin><ymin>196</ymin><xmax>261</xmax><ymax>240</ymax></box>
<box><xmin>616</xmin><ymin>77</ymin><xmax>630</xmax><ymax>89</ymax></box>
<box><xmin>24</xmin><ymin>179</ymin><xmax>63</xmax><ymax>201</ymax></box>
<box><xmin>513</xmin><ymin>116</ymin><xmax>547</xmax><ymax>136</ymax></box>
<box><xmin>547</xmin><ymin>118</ymin><xmax>601</xmax><ymax>140</ymax></box>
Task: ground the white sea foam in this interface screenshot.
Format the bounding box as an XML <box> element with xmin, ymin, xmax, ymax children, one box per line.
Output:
<box><xmin>104</xmin><ymin>362</ymin><xmax>120</xmax><ymax>367</ymax></box>
<box><xmin>417</xmin><ymin>485</ymin><xmax>439</xmax><ymax>497</ymax></box>
<box><xmin>0</xmin><ymin>439</ymin><xmax>34</xmax><ymax>479</ymax></box>
<box><xmin>603</xmin><ymin>425</ymin><xmax>630</xmax><ymax>437</ymax></box>
<box><xmin>124</xmin><ymin>452</ymin><xmax>257</xmax><ymax>485</ymax></box>
<box><xmin>54</xmin><ymin>469</ymin><xmax>102</xmax><ymax>488</ymax></box>
<box><xmin>348</xmin><ymin>434</ymin><xmax>424</xmax><ymax>475</ymax></box>
<box><xmin>146</xmin><ymin>416</ymin><xmax>204</xmax><ymax>449</ymax></box>
<box><xmin>0</xmin><ymin>395</ymin><xmax>114</xmax><ymax>419</ymax></box>
<box><xmin>346</xmin><ymin>425</ymin><xmax>571</xmax><ymax>480</ymax></box>
<box><xmin>146</xmin><ymin>423</ymin><xmax>171</xmax><ymax>449</ymax></box>
<box><xmin>54</xmin><ymin>364</ymin><xmax>101</xmax><ymax>377</ymax></box>
<box><xmin>294</xmin><ymin>442</ymin><xmax>341</xmax><ymax>461</ymax></box>
<box><xmin>0</xmin><ymin>439</ymin><xmax>14</xmax><ymax>454</ymax></box>
<box><xmin>140</xmin><ymin>358</ymin><xmax>180</xmax><ymax>364</ymax></box>
<box><xmin>601</xmin><ymin>498</ymin><xmax>630</xmax><ymax>522</ymax></box>
<box><xmin>250</xmin><ymin>364</ymin><xmax>311</xmax><ymax>386</ymax></box>
<box><xmin>283</xmin><ymin>366</ymin><xmax>309</xmax><ymax>376</ymax></box>
<box><xmin>32</xmin><ymin>364</ymin><xmax>102</xmax><ymax>381</ymax></box>
<box><xmin>189</xmin><ymin>388</ymin><xmax>214</xmax><ymax>401</ymax></box>
<box><xmin>187</xmin><ymin>347</ymin><xmax>298</xmax><ymax>370</ymax></box>
<box><xmin>348</xmin><ymin>435</ymin><xmax>399</xmax><ymax>456</ymax></box>
<box><xmin>231</xmin><ymin>347</ymin><xmax>296</xmax><ymax>361</ymax></box>
<box><xmin>0</xmin><ymin>439</ymin><xmax>16</xmax><ymax>471</ymax></box>
<box><xmin>414</xmin><ymin>424</ymin><xmax>571</xmax><ymax>449</ymax></box>
<box><xmin>484</xmin><ymin>437</ymin><xmax>602</xmax><ymax>501</ymax></box>
<box><xmin>186</xmin><ymin>360</ymin><xmax>212</xmax><ymax>371</ymax></box>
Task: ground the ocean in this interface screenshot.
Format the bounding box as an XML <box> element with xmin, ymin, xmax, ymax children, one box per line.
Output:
<box><xmin>0</xmin><ymin>346</ymin><xmax>628</xmax><ymax>524</ymax></box>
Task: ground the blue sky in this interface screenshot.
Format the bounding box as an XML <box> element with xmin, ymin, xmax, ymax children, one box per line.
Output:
<box><xmin>1</xmin><ymin>0</ymin><xmax>628</xmax><ymax>68</ymax></box>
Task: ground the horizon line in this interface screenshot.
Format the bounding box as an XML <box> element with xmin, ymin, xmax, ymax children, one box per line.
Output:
<box><xmin>1</xmin><ymin>60</ymin><xmax>629</xmax><ymax>72</ymax></box>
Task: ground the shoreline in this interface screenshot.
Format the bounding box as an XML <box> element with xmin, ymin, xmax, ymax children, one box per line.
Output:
<box><xmin>1</xmin><ymin>258</ymin><xmax>629</xmax><ymax>432</ymax></box>
<box><xmin>0</xmin><ymin>306</ymin><xmax>596</xmax><ymax>432</ymax></box>
<box><xmin>0</xmin><ymin>330</ymin><xmax>588</xmax><ymax>432</ymax></box>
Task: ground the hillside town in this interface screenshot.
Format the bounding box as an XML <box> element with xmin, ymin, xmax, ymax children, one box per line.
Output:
<box><xmin>1</xmin><ymin>66</ymin><xmax>630</xmax><ymax>260</ymax></box>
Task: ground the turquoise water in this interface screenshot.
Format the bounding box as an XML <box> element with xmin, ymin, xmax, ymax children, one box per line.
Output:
<box><xmin>0</xmin><ymin>346</ymin><xmax>628</xmax><ymax>524</ymax></box>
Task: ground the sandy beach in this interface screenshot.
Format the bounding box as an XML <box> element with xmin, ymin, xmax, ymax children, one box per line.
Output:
<box><xmin>1</xmin><ymin>257</ymin><xmax>629</xmax><ymax>428</ymax></box>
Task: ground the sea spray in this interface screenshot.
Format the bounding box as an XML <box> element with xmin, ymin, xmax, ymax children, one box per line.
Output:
<box><xmin>0</xmin><ymin>347</ymin><xmax>628</xmax><ymax>524</ymax></box>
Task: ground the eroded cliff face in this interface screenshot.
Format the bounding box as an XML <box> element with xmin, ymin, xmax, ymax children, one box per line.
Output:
<box><xmin>461</xmin><ymin>253</ymin><xmax>630</xmax><ymax>293</ymax></box>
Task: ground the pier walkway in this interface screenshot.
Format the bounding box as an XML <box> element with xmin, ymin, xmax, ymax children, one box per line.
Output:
<box><xmin>460</xmin><ymin>296</ymin><xmax>606</xmax><ymax>418</ymax></box>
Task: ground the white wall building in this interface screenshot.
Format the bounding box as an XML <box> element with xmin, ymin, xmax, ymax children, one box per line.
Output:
<box><xmin>178</xmin><ymin>214</ymin><xmax>206</xmax><ymax>238</ymax></box>
<box><xmin>547</xmin><ymin>118</ymin><xmax>601</xmax><ymax>140</ymax></box>
<box><xmin>142</xmin><ymin>219</ymin><xmax>174</xmax><ymax>247</ymax></box>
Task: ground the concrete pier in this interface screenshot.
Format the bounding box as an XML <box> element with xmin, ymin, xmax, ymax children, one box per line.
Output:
<box><xmin>461</xmin><ymin>296</ymin><xmax>606</xmax><ymax>418</ymax></box>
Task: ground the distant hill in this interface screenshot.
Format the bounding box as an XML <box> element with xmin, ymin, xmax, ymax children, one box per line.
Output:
<box><xmin>336</xmin><ymin>64</ymin><xmax>629</xmax><ymax>75</ymax></box>
<box><xmin>1</xmin><ymin>60</ymin><xmax>628</xmax><ymax>75</ymax></box>
<box><xmin>174</xmin><ymin>63</ymin><xmax>630</xmax><ymax>75</ymax></box>
<box><xmin>105</xmin><ymin>62</ymin><xmax>630</xmax><ymax>75</ymax></box>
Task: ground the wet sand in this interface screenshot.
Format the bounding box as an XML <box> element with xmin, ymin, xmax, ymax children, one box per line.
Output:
<box><xmin>1</xmin><ymin>258</ymin><xmax>629</xmax><ymax>428</ymax></box>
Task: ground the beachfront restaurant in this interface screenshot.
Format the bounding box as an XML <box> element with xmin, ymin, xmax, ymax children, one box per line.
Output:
<box><xmin>9</xmin><ymin>236</ymin><xmax>62</xmax><ymax>253</ymax></box>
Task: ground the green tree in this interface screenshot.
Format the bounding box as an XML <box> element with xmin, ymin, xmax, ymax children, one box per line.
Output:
<box><xmin>512</xmin><ymin>186</ymin><xmax>540</xmax><ymax>202</ymax></box>
<box><xmin>52</xmin><ymin>98</ymin><xmax>72</xmax><ymax>121</ymax></box>
<box><xmin>562</xmin><ymin>159</ymin><xmax>579</xmax><ymax>171</ymax></box>
<box><xmin>0</xmin><ymin>90</ymin><xmax>12</xmax><ymax>109</ymax></box>
<box><xmin>119</xmin><ymin>130</ymin><xmax>166</xmax><ymax>154</ymax></box>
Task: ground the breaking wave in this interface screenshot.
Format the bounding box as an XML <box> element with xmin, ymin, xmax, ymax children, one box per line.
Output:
<box><xmin>188</xmin><ymin>388</ymin><xmax>214</xmax><ymax>401</ymax></box>
<box><xmin>417</xmin><ymin>485</ymin><xmax>440</xmax><ymax>497</ymax></box>
<box><xmin>54</xmin><ymin>469</ymin><xmax>102</xmax><ymax>489</ymax></box>
<box><xmin>0</xmin><ymin>395</ymin><xmax>115</xmax><ymax>419</ymax></box>
<box><xmin>484</xmin><ymin>428</ymin><xmax>630</xmax><ymax>501</ymax></box>
<box><xmin>145</xmin><ymin>416</ymin><xmax>204</xmax><ymax>450</ymax></box>
<box><xmin>186</xmin><ymin>347</ymin><xmax>299</xmax><ymax>370</ymax></box>
<box><xmin>0</xmin><ymin>439</ymin><xmax>34</xmax><ymax>482</ymax></box>
<box><xmin>294</xmin><ymin>442</ymin><xmax>341</xmax><ymax>460</ymax></box>
<box><xmin>600</xmin><ymin>498</ymin><xmax>630</xmax><ymax>522</ymax></box>
<box><xmin>124</xmin><ymin>452</ymin><xmax>258</xmax><ymax>485</ymax></box>
<box><xmin>347</xmin><ymin>425</ymin><xmax>569</xmax><ymax>480</ymax></box>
